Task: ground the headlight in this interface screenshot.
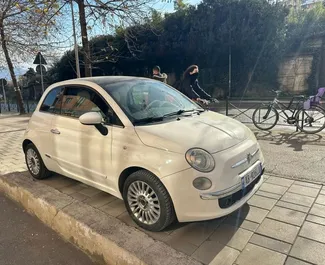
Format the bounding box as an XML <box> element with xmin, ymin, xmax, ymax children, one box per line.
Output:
<box><xmin>185</xmin><ymin>148</ymin><xmax>215</xmax><ymax>172</ymax></box>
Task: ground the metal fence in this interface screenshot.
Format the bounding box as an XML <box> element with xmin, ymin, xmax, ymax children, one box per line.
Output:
<box><xmin>2</xmin><ymin>96</ymin><xmax>324</xmax><ymax>133</ymax></box>
<box><xmin>0</xmin><ymin>100</ymin><xmax>38</xmax><ymax>114</ymax></box>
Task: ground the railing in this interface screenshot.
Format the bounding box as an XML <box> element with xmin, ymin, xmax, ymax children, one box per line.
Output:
<box><xmin>0</xmin><ymin>100</ymin><xmax>38</xmax><ymax>114</ymax></box>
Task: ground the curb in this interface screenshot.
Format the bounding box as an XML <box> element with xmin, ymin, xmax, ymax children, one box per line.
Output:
<box><xmin>0</xmin><ymin>172</ymin><xmax>202</xmax><ymax>265</ymax></box>
<box><xmin>265</xmin><ymin>171</ymin><xmax>325</xmax><ymax>186</ymax></box>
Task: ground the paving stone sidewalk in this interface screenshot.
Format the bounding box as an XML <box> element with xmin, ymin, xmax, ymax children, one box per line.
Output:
<box><xmin>2</xmin><ymin>115</ymin><xmax>325</xmax><ymax>264</ymax></box>
<box><xmin>0</xmin><ymin>115</ymin><xmax>29</xmax><ymax>174</ymax></box>
<box><xmin>5</xmin><ymin>171</ymin><xmax>324</xmax><ymax>265</ymax></box>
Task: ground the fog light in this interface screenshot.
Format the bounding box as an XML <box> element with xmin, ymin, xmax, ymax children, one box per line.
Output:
<box><xmin>193</xmin><ymin>177</ymin><xmax>212</xmax><ymax>190</ymax></box>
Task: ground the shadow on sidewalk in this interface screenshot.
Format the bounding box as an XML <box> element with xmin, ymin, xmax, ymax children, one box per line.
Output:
<box><xmin>255</xmin><ymin>131</ymin><xmax>324</xmax><ymax>151</ymax></box>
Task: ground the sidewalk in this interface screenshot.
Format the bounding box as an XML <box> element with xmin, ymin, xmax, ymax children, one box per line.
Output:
<box><xmin>36</xmin><ymin>174</ymin><xmax>325</xmax><ymax>265</ymax></box>
<box><xmin>2</xmin><ymin>115</ymin><xmax>325</xmax><ymax>264</ymax></box>
<box><xmin>0</xmin><ymin>115</ymin><xmax>29</xmax><ymax>175</ymax></box>
<box><xmin>2</xmin><ymin>171</ymin><xmax>325</xmax><ymax>265</ymax></box>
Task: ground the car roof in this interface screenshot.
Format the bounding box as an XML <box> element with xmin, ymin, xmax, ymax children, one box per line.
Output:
<box><xmin>70</xmin><ymin>76</ymin><xmax>150</xmax><ymax>86</ymax></box>
<box><xmin>47</xmin><ymin>76</ymin><xmax>157</xmax><ymax>92</ymax></box>
<box><xmin>82</xmin><ymin>76</ymin><xmax>145</xmax><ymax>83</ymax></box>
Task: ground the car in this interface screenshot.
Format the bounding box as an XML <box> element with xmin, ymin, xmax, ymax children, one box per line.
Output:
<box><xmin>23</xmin><ymin>76</ymin><xmax>265</xmax><ymax>232</ymax></box>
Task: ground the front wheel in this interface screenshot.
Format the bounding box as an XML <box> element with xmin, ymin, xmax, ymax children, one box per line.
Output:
<box><xmin>252</xmin><ymin>105</ymin><xmax>279</xmax><ymax>131</ymax></box>
<box><xmin>123</xmin><ymin>170</ymin><xmax>176</xmax><ymax>232</ymax></box>
<box><xmin>295</xmin><ymin>105</ymin><xmax>325</xmax><ymax>134</ymax></box>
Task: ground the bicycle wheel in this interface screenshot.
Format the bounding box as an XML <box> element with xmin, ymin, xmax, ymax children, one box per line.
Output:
<box><xmin>252</xmin><ymin>105</ymin><xmax>279</xmax><ymax>131</ymax></box>
<box><xmin>295</xmin><ymin>105</ymin><xmax>325</xmax><ymax>134</ymax></box>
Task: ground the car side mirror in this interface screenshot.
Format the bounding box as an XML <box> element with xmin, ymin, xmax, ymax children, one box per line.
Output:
<box><xmin>79</xmin><ymin>112</ymin><xmax>102</xmax><ymax>125</ymax></box>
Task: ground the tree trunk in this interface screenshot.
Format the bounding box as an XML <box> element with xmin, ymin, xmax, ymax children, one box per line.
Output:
<box><xmin>77</xmin><ymin>0</ymin><xmax>92</xmax><ymax>77</ymax></box>
<box><xmin>0</xmin><ymin>22</ymin><xmax>26</xmax><ymax>114</ymax></box>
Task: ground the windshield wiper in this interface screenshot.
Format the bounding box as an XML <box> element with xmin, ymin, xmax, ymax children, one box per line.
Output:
<box><xmin>133</xmin><ymin>109</ymin><xmax>203</xmax><ymax>125</ymax></box>
<box><xmin>133</xmin><ymin>116</ymin><xmax>164</xmax><ymax>125</ymax></box>
<box><xmin>163</xmin><ymin>109</ymin><xmax>202</xmax><ymax>118</ymax></box>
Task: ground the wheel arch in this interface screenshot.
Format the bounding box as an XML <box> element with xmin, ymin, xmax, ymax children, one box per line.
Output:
<box><xmin>118</xmin><ymin>166</ymin><xmax>148</xmax><ymax>194</ymax></box>
<box><xmin>118</xmin><ymin>166</ymin><xmax>168</xmax><ymax>195</ymax></box>
<box><xmin>22</xmin><ymin>139</ymin><xmax>34</xmax><ymax>153</ymax></box>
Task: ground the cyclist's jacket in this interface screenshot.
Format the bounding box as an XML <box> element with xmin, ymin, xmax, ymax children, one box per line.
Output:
<box><xmin>181</xmin><ymin>73</ymin><xmax>211</xmax><ymax>100</ymax></box>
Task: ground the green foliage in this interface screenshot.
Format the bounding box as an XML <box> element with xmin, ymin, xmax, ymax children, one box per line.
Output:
<box><xmin>286</xmin><ymin>3</ymin><xmax>325</xmax><ymax>52</ymax></box>
<box><xmin>49</xmin><ymin>0</ymin><xmax>325</xmax><ymax>96</ymax></box>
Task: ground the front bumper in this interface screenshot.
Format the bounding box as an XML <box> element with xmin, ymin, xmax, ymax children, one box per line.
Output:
<box><xmin>161</xmin><ymin>168</ymin><xmax>264</xmax><ymax>222</ymax></box>
<box><xmin>161</xmin><ymin>137</ymin><xmax>265</xmax><ymax>223</ymax></box>
<box><xmin>200</xmin><ymin>161</ymin><xmax>263</xmax><ymax>200</ymax></box>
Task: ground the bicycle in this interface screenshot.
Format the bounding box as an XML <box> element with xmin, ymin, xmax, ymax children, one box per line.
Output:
<box><xmin>252</xmin><ymin>90</ymin><xmax>325</xmax><ymax>134</ymax></box>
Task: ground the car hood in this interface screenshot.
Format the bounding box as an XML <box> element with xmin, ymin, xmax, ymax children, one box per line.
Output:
<box><xmin>135</xmin><ymin>111</ymin><xmax>251</xmax><ymax>154</ymax></box>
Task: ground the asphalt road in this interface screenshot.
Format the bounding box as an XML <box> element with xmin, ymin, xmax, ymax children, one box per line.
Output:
<box><xmin>252</xmin><ymin>127</ymin><xmax>325</xmax><ymax>184</ymax></box>
<box><xmin>0</xmin><ymin>193</ymin><xmax>97</xmax><ymax>265</ymax></box>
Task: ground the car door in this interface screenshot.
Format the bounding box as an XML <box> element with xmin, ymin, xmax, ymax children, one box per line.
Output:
<box><xmin>49</xmin><ymin>85</ymin><xmax>117</xmax><ymax>192</ymax></box>
<box><xmin>32</xmin><ymin>86</ymin><xmax>64</xmax><ymax>172</ymax></box>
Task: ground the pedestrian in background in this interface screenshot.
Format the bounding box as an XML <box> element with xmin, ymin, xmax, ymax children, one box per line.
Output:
<box><xmin>152</xmin><ymin>66</ymin><xmax>168</xmax><ymax>83</ymax></box>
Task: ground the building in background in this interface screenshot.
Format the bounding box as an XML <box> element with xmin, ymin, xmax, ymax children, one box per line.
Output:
<box><xmin>282</xmin><ymin>0</ymin><xmax>322</xmax><ymax>8</ymax></box>
<box><xmin>301</xmin><ymin>0</ymin><xmax>322</xmax><ymax>9</ymax></box>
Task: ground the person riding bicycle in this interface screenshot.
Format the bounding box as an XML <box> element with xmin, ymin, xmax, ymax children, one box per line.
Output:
<box><xmin>179</xmin><ymin>65</ymin><xmax>218</xmax><ymax>105</ymax></box>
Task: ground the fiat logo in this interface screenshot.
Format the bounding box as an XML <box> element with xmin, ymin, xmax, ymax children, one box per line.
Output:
<box><xmin>247</xmin><ymin>153</ymin><xmax>252</xmax><ymax>164</ymax></box>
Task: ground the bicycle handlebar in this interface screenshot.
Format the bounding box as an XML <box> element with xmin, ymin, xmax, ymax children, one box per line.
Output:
<box><xmin>270</xmin><ymin>90</ymin><xmax>307</xmax><ymax>99</ymax></box>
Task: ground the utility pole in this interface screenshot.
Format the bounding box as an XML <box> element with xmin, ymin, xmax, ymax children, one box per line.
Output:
<box><xmin>1</xmin><ymin>79</ymin><xmax>7</xmax><ymax>106</ymax></box>
<box><xmin>71</xmin><ymin>0</ymin><xmax>81</xmax><ymax>78</ymax></box>
<box><xmin>39</xmin><ymin>52</ymin><xmax>44</xmax><ymax>93</ymax></box>
<box><xmin>228</xmin><ymin>5</ymin><xmax>232</xmax><ymax>98</ymax></box>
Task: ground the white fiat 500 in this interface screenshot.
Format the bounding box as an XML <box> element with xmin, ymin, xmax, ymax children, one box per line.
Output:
<box><xmin>23</xmin><ymin>77</ymin><xmax>264</xmax><ymax>231</ymax></box>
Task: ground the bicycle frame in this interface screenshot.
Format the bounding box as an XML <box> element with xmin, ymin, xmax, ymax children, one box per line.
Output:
<box><xmin>267</xmin><ymin>95</ymin><xmax>305</xmax><ymax>121</ymax></box>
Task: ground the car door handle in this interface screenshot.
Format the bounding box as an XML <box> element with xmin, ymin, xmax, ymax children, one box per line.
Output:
<box><xmin>50</xmin><ymin>128</ymin><xmax>61</xmax><ymax>135</ymax></box>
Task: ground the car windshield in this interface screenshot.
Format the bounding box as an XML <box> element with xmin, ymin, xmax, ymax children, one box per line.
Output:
<box><xmin>99</xmin><ymin>79</ymin><xmax>202</xmax><ymax>124</ymax></box>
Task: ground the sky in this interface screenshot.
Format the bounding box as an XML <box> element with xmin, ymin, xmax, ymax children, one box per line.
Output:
<box><xmin>0</xmin><ymin>0</ymin><xmax>201</xmax><ymax>80</ymax></box>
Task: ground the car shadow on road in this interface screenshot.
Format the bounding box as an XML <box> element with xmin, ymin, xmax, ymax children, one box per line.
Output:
<box><xmin>255</xmin><ymin>131</ymin><xmax>324</xmax><ymax>151</ymax></box>
<box><xmin>154</xmin><ymin>203</ymin><xmax>251</xmax><ymax>263</ymax></box>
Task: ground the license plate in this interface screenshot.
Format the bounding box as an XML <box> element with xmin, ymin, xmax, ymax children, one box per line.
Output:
<box><xmin>241</xmin><ymin>163</ymin><xmax>262</xmax><ymax>188</ymax></box>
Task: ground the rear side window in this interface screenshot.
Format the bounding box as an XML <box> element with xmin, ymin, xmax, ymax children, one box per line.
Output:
<box><xmin>40</xmin><ymin>87</ymin><xmax>63</xmax><ymax>114</ymax></box>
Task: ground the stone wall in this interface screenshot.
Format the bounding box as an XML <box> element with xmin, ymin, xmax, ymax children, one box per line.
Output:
<box><xmin>278</xmin><ymin>55</ymin><xmax>314</xmax><ymax>93</ymax></box>
<box><xmin>278</xmin><ymin>37</ymin><xmax>323</xmax><ymax>93</ymax></box>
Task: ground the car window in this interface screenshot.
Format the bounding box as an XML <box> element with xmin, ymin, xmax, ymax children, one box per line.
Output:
<box><xmin>39</xmin><ymin>87</ymin><xmax>63</xmax><ymax>114</ymax></box>
<box><xmin>61</xmin><ymin>86</ymin><xmax>123</xmax><ymax>126</ymax></box>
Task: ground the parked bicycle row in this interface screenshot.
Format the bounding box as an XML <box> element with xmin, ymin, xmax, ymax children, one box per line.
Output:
<box><xmin>252</xmin><ymin>88</ymin><xmax>325</xmax><ymax>134</ymax></box>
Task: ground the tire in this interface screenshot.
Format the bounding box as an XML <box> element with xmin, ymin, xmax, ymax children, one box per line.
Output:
<box><xmin>25</xmin><ymin>143</ymin><xmax>51</xmax><ymax>180</ymax></box>
<box><xmin>252</xmin><ymin>105</ymin><xmax>279</xmax><ymax>131</ymax></box>
<box><xmin>295</xmin><ymin>105</ymin><xmax>325</xmax><ymax>134</ymax></box>
<box><xmin>123</xmin><ymin>170</ymin><xmax>176</xmax><ymax>232</ymax></box>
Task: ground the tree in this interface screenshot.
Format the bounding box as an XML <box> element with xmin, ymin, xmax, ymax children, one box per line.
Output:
<box><xmin>73</xmin><ymin>0</ymin><xmax>158</xmax><ymax>77</ymax></box>
<box><xmin>0</xmin><ymin>0</ymin><xmax>59</xmax><ymax>114</ymax></box>
<box><xmin>50</xmin><ymin>0</ymin><xmax>290</xmax><ymax>95</ymax></box>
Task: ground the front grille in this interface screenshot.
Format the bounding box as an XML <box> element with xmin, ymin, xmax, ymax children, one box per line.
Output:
<box><xmin>218</xmin><ymin>172</ymin><xmax>263</xmax><ymax>209</ymax></box>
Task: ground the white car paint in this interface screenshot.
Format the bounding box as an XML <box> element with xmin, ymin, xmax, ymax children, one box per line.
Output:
<box><xmin>23</xmin><ymin>77</ymin><xmax>264</xmax><ymax>223</ymax></box>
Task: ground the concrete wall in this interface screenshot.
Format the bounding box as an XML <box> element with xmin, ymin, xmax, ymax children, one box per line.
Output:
<box><xmin>278</xmin><ymin>55</ymin><xmax>314</xmax><ymax>93</ymax></box>
<box><xmin>278</xmin><ymin>37</ymin><xmax>324</xmax><ymax>93</ymax></box>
